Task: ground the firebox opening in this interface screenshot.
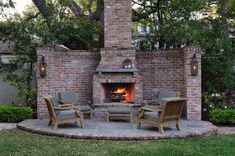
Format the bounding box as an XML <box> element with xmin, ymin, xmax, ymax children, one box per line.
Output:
<box><xmin>101</xmin><ymin>83</ymin><xmax>135</xmax><ymax>103</ymax></box>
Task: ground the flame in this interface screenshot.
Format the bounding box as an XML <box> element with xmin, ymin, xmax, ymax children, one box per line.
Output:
<box><xmin>116</xmin><ymin>88</ymin><xmax>127</xmax><ymax>93</ymax></box>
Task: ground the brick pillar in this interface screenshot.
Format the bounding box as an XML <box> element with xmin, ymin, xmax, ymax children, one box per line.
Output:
<box><xmin>37</xmin><ymin>48</ymin><xmax>55</xmax><ymax>119</ymax></box>
<box><xmin>183</xmin><ymin>45</ymin><xmax>202</xmax><ymax>120</ymax></box>
<box><xmin>104</xmin><ymin>0</ymin><xmax>132</xmax><ymax>48</ymax></box>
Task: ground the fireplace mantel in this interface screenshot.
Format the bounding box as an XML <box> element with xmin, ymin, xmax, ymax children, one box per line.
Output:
<box><xmin>96</xmin><ymin>67</ymin><xmax>138</xmax><ymax>73</ymax></box>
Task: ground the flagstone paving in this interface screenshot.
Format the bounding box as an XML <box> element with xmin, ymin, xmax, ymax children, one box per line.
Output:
<box><xmin>17</xmin><ymin>119</ymin><xmax>219</xmax><ymax>140</ymax></box>
<box><xmin>0</xmin><ymin>123</ymin><xmax>17</xmax><ymax>131</ymax></box>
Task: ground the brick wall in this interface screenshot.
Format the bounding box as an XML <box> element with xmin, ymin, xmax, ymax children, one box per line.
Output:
<box><xmin>37</xmin><ymin>48</ymin><xmax>100</xmax><ymax>119</ymax></box>
<box><xmin>136</xmin><ymin>49</ymin><xmax>185</xmax><ymax>100</ymax></box>
<box><xmin>37</xmin><ymin>46</ymin><xmax>201</xmax><ymax>120</ymax></box>
<box><xmin>104</xmin><ymin>0</ymin><xmax>132</xmax><ymax>48</ymax></box>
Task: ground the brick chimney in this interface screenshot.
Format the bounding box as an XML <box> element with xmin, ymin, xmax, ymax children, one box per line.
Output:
<box><xmin>104</xmin><ymin>0</ymin><xmax>132</xmax><ymax>48</ymax></box>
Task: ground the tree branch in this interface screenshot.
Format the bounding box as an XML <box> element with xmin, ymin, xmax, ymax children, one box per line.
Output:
<box><xmin>32</xmin><ymin>0</ymin><xmax>53</xmax><ymax>19</ymax></box>
<box><xmin>67</xmin><ymin>0</ymin><xmax>83</xmax><ymax>16</ymax></box>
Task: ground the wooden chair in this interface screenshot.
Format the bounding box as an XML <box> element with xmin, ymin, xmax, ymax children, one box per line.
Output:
<box><xmin>143</xmin><ymin>90</ymin><xmax>180</xmax><ymax>111</ymax></box>
<box><xmin>137</xmin><ymin>97</ymin><xmax>186</xmax><ymax>134</ymax></box>
<box><xmin>43</xmin><ymin>96</ymin><xmax>84</xmax><ymax>129</ymax></box>
<box><xmin>56</xmin><ymin>91</ymin><xmax>92</xmax><ymax>118</ymax></box>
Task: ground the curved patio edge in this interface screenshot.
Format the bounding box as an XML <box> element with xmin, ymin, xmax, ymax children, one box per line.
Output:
<box><xmin>17</xmin><ymin>119</ymin><xmax>218</xmax><ymax>140</ymax></box>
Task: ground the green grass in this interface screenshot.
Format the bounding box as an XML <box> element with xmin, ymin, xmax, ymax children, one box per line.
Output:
<box><xmin>0</xmin><ymin>129</ymin><xmax>235</xmax><ymax>156</ymax></box>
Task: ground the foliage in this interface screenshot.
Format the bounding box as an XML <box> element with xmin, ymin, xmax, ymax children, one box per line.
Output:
<box><xmin>0</xmin><ymin>104</ymin><xmax>32</xmax><ymax>123</ymax></box>
<box><xmin>202</xmin><ymin>92</ymin><xmax>235</xmax><ymax>120</ymax></box>
<box><xmin>0</xmin><ymin>129</ymin><xmax>235</xmax><ymax>156</ymax></box>
<box><xmin>0</xmin><ymin>1</ymin><xmax>102</xmax><ymax>107</ymax></box>
<box><xmin>132</xmin><ymin>0</ymin><xmax>235</xmax><ymax>94</ymax></box>
<box><xmin>35</xmin><ymin>16</ymin><xmax>102</xmax><ymax>50</ymax></box>
<box><xmin>0</xmin><ymin>18</ymin><xmax>38</xmax><ymax>106</ymax></box>
<box><xmin>209</xmin><ymin>108</ymin><xmax>235</xmax><ymax>125</ymax></box>
<box><xmin>203</xmin><ymin>92</ymin><xmax>231</xmax><ymax>110</ymax></box>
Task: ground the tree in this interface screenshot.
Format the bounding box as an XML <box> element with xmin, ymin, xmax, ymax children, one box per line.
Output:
<box><xmin>0</xmin><ymin>0</ymin><xmax>103</xmax><ymax>107</ymax></box>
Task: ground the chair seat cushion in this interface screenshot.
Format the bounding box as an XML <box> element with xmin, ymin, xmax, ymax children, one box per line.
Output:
<box><xmin>143</xmin><ymin>112</ymin><xmax>160</xmax><ymax>122</ymax></box>
<box><xmin>57</xmin><ymin>110</ymin><xmax>79</xmax><ymax>120</ymax></box>
<box><xmin>143</xmin><ymin>112</ymin><xmax>178</xmax><ymax>122</ymax></box>
<box><xmin>108</xmin><ymin>107</ymin><xmax>131</xmax><ymax>114</ymax></box>
<box><xmin>78</xmin><ymin>104</ymin><xmax>91</xmax><ymax>112</ymax></box>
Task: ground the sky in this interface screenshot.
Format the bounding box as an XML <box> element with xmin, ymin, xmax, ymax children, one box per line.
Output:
<box><xmin>5</xmin><ymin>0</ymin><xmax>32</xmax><ymax>14</ymax></box>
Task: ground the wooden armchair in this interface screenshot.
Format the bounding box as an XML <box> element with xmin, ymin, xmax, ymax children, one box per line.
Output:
<box><xmin>137</xmin><ymin>97</ymin><xmax>186</xmax><ymax>134</ymax></box>
<box><xmin>56</xmin><ymin>91</ymin><xmax>92</xmax><ymax>118</ymax></box>
<box><xmin>43</xmin><ymin>96</ymin><xmax>84</xmax><ymax>129</ymax></box>
<box><xmin>143</xmin><ymin>91</ymin><xmax>180</xmax><ymax>111</ymax></box>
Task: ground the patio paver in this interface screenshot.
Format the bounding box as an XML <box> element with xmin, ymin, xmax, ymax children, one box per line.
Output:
<box><xmin>17</xmin><ymin>119</ymin><xmax>218</xmax><ymax>140</ymax></box>
<box><xmin>0</xmin><ymin>123</ymin><xmax>17</xmax><ymax>131</ymax></box>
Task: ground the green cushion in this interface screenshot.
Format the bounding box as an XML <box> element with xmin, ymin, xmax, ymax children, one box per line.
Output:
<box><xmin>59</xmin><ymin>91</ymin><xmax>91</xmax><ymax>111</ymax></box>
<box><xmin>78</xmin><ymin>104</ymin><xmax>91</xmax><ymax>112</ymax></box>
<box><xmin>143</xmin><ymin>112</ymin><xmax>160</xmax><ymax>121</ymax></box>
<box><xmin>143</xmin><ymin>112</ymin><xmax>178</xmax><ymax>122</ymax></box>
<box><xmin>59</xmin><ymin>91</ymin><xmax>78</xmax><ymax>104</ymax></box>
<box><xmin>57</xmin><ymin>110</ymin><xmax>80</xmax><ymax>120</ymax></box>
<box><xmin>50</xmin><ymin>97</ymin><xmax>60</xmax><ymax>107</ymax></box>
<box><xmin>108</xmin><ymin>107</ymin><xmax>131</xmax><ymax>114</ymax></box>
<box><xmin>158</xmin><ymin>91</ymin><xmax>178</xmax><ymax>106</ymax></box>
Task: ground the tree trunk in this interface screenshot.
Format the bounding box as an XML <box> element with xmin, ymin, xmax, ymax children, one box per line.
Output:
<box><xmin>32</xmin><ymin>0</ymin><xmax>53</xmax><ymax>19</ymax></box>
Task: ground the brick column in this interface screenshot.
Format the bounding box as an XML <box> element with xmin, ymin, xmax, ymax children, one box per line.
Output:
<box><xmin>37</xmin><ymin>48</ymin><xmax>55</xmax><ymax>119</ymax></box>
<box><xmin>104</xmin><ymin>0</ymin><xmax>132</xmax><ymax>48</ymax></box>
<box><xmin>183</xmin><ymin>45</ymin><xmax>202</xmax><ymax>120</ymax></box>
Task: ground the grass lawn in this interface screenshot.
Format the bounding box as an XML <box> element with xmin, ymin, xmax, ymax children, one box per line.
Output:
<box><xmin>0</xmin><ymin>129</ymin><xmax>235</xmax><ymax>156</ymax></box>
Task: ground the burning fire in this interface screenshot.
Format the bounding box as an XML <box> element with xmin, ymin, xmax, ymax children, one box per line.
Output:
<box><xmin>115</xmin><ymin>88</ymin><xmax>127</xmax><ymax>94</ymax></box>
<box><xmin>113</xmin><ymin>87</ymin><xmax>128</xmax><ymax>103</ymax></box>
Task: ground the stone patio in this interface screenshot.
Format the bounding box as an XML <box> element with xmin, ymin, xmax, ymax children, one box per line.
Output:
<box><xmin>17</xmin><ymin>119</ymin><xmax>218</xmax><ymax>140</ymax></box>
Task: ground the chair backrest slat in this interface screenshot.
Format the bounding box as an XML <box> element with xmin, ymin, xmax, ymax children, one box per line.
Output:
<box><xmin>43</xmin><ymin>96</ymin><xmax>57</xmax><ymax>119</ymax></box>
<box><xmin>160</xmin><ymin>98</ymin><xmax>185</xmax><ymax>121</ymax></box>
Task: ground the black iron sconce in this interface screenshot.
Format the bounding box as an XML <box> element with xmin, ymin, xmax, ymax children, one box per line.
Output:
<box><xmin>39</xmin><ymin>56</ymin><xmax>46</xmax><ymax>77</ymax></box>
<box><xmin>123</xmin><ymin>58</ymin><xmax>132</xmax><ymax>69</ymax></box>
<box><xmin>191</xmin><ymin>54</ymin><xmax>198</xmax><ymax>76</ymax></box>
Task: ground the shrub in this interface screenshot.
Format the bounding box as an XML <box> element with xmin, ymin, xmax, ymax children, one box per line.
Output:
<box><xmin>0</xmin><ymin>104</ymin><xmax>32</xmax><ymax>123</ymax></box>
<box><xmin>209</xmin><ymin>108</ymin><xmax>235</xmax><ymax>125</ymax></box>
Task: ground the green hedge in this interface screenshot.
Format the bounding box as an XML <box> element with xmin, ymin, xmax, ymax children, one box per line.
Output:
<box><xmin>209</xmin><ymin>108</ymin><xmax>235</xmax><ymax>125</ymax></box>
<box><xmin>0</xmin><ymin>104</ymin><xmax>32</xmax><ymax>123</ymax></box>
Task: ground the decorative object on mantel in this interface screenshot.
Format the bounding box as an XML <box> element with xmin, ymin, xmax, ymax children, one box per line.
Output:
<box><xmin>39</xmin><ymin>56</ymin><xmax>46</xmax><ymax>77</ymax></box>
<box><xmin>191</xmin><ymin>54</ymin><xmax>198</xmax><ymax>76</ymax></box>
<box><xmin>123</xmin><ymin>58</ymin><xmax>132</xmax><ymax>69</ymax></box>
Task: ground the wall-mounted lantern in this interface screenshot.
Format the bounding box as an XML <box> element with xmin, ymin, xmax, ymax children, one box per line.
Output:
<box><xmin>191</xmin><ymin>54</ymin><xmax>198</xmax><ymax>76</ymax></box>
<box><xmin>123</xmin><ymin>58</ymin><xmax>132</xmax><ymax>69</ymax></box>
<box><xmin>39</xmin><ymin>56</ymin><xmax>46</xmax><ymax>77</ymax></box>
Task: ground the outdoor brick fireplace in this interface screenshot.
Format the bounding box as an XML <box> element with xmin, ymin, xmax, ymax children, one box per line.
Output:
<box><xmin>91</xmin><ymin>0</ymin><xmax>142</xmax><ymax>121</ymax></box>
<box><xmin>36</xmin><ymin>0</ymin><xmax>202</xmax><ymax>122</ymax></box>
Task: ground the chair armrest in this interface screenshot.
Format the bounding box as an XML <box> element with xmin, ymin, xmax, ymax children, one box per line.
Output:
<box><xmin>141</xmin><ymin>107</ymin><xmax>163</xmax><ymax>112</ymax></box>
<box><xmin>75</xmin><ymin>110</ymin><xmax>83</xmax><ymax>117</ymax></box>
<box><xmin>60</xmin><ymin>103</ymin><xmax>75</xmax><ymax>107</ymax></box>
<box><xmin>54</xmin><ymin>106</ymin><xmax>74</xmax><ymax>110</ymax></box>
<box><xmin>143</xmin><ymin>99</ymin><xmax>159</xmax><ymax>106</ymax></box>
<box><xmin>79</xmin><ymin>100</ymin><xmax>92</xmax><ymax>105</ymax></box>
<box><xmin>78</xmin><ymin>100</ymin><xmax>93</xmax><ymax>108</ymax></box>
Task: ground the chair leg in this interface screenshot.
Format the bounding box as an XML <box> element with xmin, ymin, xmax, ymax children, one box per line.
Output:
<box><xmin>90</xmin><ymin>112</ymin><xmax>93</xmax><ymax>119</ymax></box>
<box><xmin>107</xmin><ymin>114</ymin><xmax>110</xmax><ymax>122</ymax></box>
<box><xmin>80</xmin><ymin>119</ymin><xmax>84</xmax><ymax>128</ymax></box>
<box><xmin>159</xmin><ymin>125</ymin><xmax>164</xmax><ymax>135</ymax></box>
<box><xmin>137</xmin><ymin>121</ymin><xmax>141</xmax><ymax>129</ymax></box>
<box><xmin>48</xmin><ymin>119</ymin><xmax>52</xmax><ymax>126</ymax></box>
<box><xmin>53</xmin><ymin>122</ymin><xmax>58</xmax><ymax>129</ymax></box>
<box><xmin>176</xmin><ymin>123</ymin><xmax>180</xmax><ymax>130</ymax></box>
